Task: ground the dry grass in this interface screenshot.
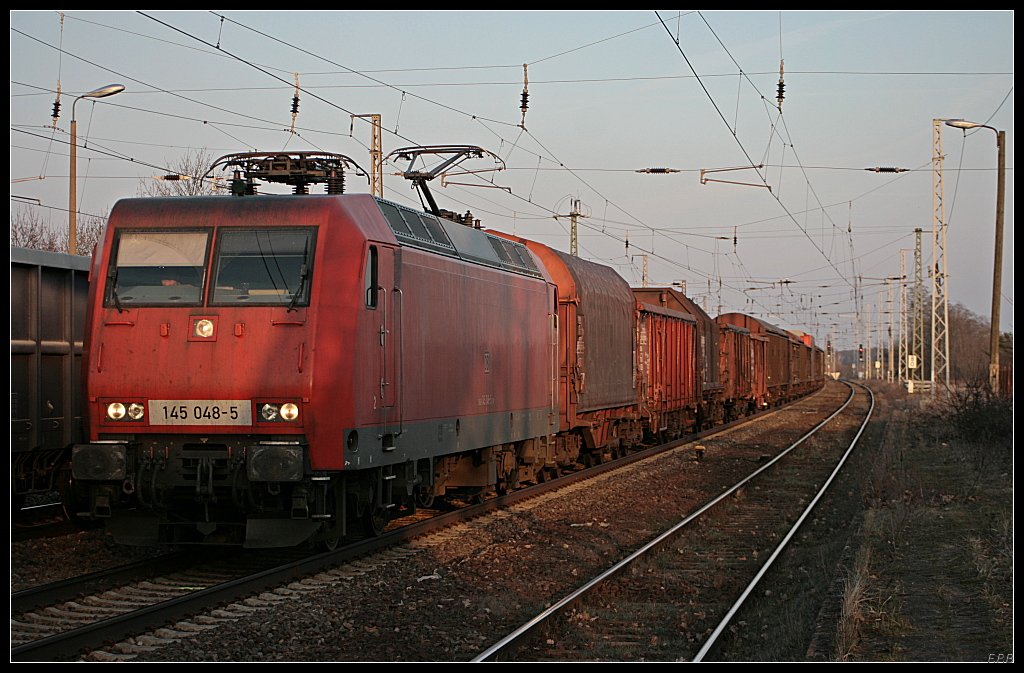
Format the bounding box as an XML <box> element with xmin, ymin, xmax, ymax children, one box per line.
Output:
<box><xmin>834</xmin><ymin>546</ymin><xmax>871</xmax><ymax>660</ymax></box>
<box><xmin>834</xmin><ymin>385</ymin><xmax>1012</xmax><ymax>661</ymax></box>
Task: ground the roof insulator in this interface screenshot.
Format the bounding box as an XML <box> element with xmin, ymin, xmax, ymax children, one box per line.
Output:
<box><xmin>635</xmin><ymin>167</ymin><xmax>680</xmax><ymax>174</ymax></box>
<box><xmin>776</xmin><ymin>59</ymin><xmax>785</xmax><ymax>113</ymax></box>
<box><xmin>289</xmin><ymin>72</ymin><xmax>300</xmax><ymax>134</ymax></box>
<box><xmin>519</xmin><ymin>64</ymin><xmax>529</xmax><ymax>128</ymax></box>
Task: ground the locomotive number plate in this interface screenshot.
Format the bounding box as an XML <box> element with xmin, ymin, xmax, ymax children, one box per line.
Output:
<box><xmin>149</xmin><ymin>400</ymin><xmax>252</xmax><ymax>426</ymax></box>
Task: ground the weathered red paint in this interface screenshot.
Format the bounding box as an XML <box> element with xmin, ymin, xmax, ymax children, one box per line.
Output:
<box><xmin>635</xmin><ymin>301</ymin><xmax>699</xmax><ymax>433</ymax></box>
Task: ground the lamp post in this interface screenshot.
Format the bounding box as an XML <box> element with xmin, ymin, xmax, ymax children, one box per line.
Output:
<box><xmin>945</xmin><ymin>119</ymin><xmax>1006</xmax><ymax>393</ymax></box>
<box><xmin>69</xmin><ymin>84</ymin><xmax>125</xmax><ymax>255</ymax></box>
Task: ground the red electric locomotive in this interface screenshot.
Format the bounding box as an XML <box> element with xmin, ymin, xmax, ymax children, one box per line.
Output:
<box><xmin>71</xmin><ymin>152</ymin><xmax>561</xmax><ymax>547</ymax></box>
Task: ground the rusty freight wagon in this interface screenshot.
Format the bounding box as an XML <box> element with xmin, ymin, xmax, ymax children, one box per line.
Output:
<box><xmin>716</xmin><ymin>317</ymin><xmax>768</xmax><ymax>418</ymax></box>
<box><xmin>716</xmin><ymin>313</ymin><xmax>798</xmax><ymax>405</ymax></box>
<box><xmin>634</xmin><ymin>300</ymin><xmax>699</xmax><ymax>439</ymax></box>
<box><xmin>633</xmin><ymin>288</ymin><xmax>724</xmax><ymax>428</ymax></box>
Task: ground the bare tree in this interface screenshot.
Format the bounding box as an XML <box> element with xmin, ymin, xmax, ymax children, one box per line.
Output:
<box><xmin>10</xmin><ymin>205</ymin><xmax>108</xmax><ymax>256</ymax></box>
<box><xmin>137</xmin><ymin>147</ymin><xmax>221</xmax><ymax>197</ymax></box>
<box><xmin>76</xmin><ymin>211</ymin><xmax>107</xmax><ymax>256</ymax></box>
<box><xmin>948</xmin><ymin>303</ymin><xmax>994</xmax><ymax>384</ymax></box>
<box><xmin>10</xmin><ymin>207</ymin><xmax>66</xmax><ymax>252</ymax></box>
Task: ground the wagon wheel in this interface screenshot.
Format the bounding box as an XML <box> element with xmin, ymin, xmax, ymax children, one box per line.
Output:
<box><xmin>364</xmin><ymin>504</ymin><xmax>388</xmax><ymax>537</ymax></box>
<box><xmin>496</xmin><ymin>465</ymin><xmax>519</xmax><ymax>496</ymax></box>
<box><xmin>414</xmin><ymin>486</ymin><xmax>435</xmax><ymax>510</ymax></box>
<box><xmin>363</xmin><ymin>483</ymin><xmax>389</xmax><ymax>538</ymax></box>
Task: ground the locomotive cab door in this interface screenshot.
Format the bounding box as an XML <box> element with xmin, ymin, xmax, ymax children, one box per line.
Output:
<box><xmin>368</xmin><ymin>244</ymin><xmax>401</xmax><ymax>449</ymax></box>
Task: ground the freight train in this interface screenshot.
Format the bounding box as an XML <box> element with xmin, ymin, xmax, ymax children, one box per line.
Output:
<box><xmin>67</xmin><ymin>149</ymin><xmax>824</xmax><ymax>548</ymax></box>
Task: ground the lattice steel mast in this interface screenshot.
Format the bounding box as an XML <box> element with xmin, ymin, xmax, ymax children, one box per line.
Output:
<box><xmin>911</xmin><ymin>228</ymin><xmax>927</xmax><ymax>389</ymax></box>
<box><xmin>931</xmin><ymin>120</ymin><xmax>951</xmax><ymax>391</ymax></box>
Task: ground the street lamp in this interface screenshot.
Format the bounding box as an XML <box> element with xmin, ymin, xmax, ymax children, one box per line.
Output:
<box><xmin>945</xmin><ymin>119</ymin><xmax>1006</xmax><ymax>394</ymax></box>
<box><xmin>69</xmin><ymin>84</ymin><xmax>125</xmax><ymax>255</ymax></box>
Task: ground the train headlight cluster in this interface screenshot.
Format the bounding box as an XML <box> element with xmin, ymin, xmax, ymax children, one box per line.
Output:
<box><xmin>106</xmin><ymin>401</ymin><xmax>146</xmax><ymax>421</ymax></box>
<box><xmin>260</xmin><ymin>402</ymin><xmax>300</xmax><ymax>422</ymax></box>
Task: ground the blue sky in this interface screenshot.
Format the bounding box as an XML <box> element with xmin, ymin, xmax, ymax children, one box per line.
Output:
<box><xmin>10</xmin><ymin>10</ymin><xmax>1014</xmax><ymax>349</ymax></box>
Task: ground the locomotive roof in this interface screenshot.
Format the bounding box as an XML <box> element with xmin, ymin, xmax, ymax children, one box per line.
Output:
<box><xmin>105</xmin><ymin>195</ymin><xmax>545</xmax><ymax>282</ymax></box>
<box><xmin>375</xmin><ymin>198</ymin><xmax>544</xmax><ymax>280</ymax></box>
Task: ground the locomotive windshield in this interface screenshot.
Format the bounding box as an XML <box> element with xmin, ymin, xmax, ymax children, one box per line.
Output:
<box><xmin>210</xmin><ymin>228</ymin><xmax>314</xmax><ymax>306</ymax></box>
<box><xmin>107</xmin><ymin>231</ymin><xmax>209</xmax><ymax>306</ymax></box>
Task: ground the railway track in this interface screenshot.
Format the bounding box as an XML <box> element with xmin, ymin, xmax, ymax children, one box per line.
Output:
<box><xmin>11</xmin><ymin>386</ymin><xmax>835</xmax><ymax>662</ymax></box>
<box><xmin>474</xmin><ymin>381</ymin><xmax>873</xmax><ymax>662</ymax></box>
<box><xmin>10</xmin><ymin>548</ymin><xmax>308</xmax><ymax>661</ymax></box>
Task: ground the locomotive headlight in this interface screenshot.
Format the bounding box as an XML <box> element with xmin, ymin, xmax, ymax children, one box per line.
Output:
<box><xmin>258</xmin><ymin>402</ymin><xmax>299</xmax><ymax>422</ymax></box>
<box><xmin>72</xmin><ymin>444</ymin><xmax>127</xmax><ymax>481</ymax></box>
<box><xmin>107</xmin><ymin>402</ymin><xmax>127</xmax><ymax>420</ymax></box>
<box><xmin>127</xmin><ymin>403</ymin><xmax>145</xmax><ymax>420</ymax></box>
<box><xmin>247</xmin><ymin>445</ymin><xmax>304</xmax><ymax>482</ymax></box>
<box><xmin>193</xmin><ymin>319</ymin><xmax>215</xmax><ymax>339</ymax></box>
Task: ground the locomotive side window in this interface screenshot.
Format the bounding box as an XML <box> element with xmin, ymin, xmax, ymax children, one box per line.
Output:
<box><xmin>211</xmin><ymin>229</ymin><xmax>314</xmax><ymax>306</ymax></box>
<box><xmin>365</xmin><ymin>246</ymin><xmax>378</xmax><ymax>308</ymax></box>
<box><xmin>107</xmin><ymin>231</ymin><xmax>209</xmax><ymax>306</ymax></box>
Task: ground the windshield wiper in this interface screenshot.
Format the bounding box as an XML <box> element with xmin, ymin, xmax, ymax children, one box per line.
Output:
<box><xmin>107</xmin><ymin>267</ymin><xmax>124</xmax><ymax>313</ymax></box>
<box><xmin>287</xmin><ymin>238</ymin><xmax>310</xmax><ymax>313</ymax></box>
